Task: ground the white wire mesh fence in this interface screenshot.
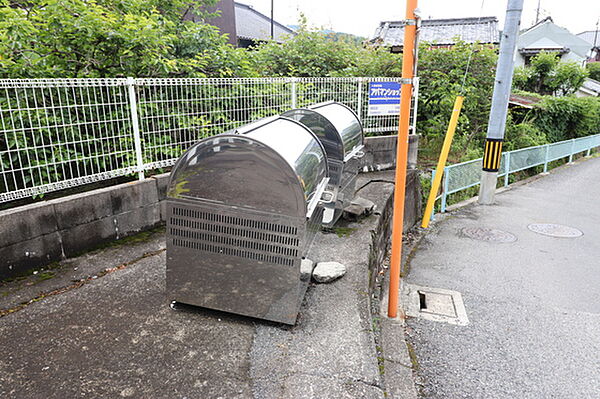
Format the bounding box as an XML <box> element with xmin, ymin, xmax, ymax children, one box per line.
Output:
<box><xmin>0</xmin><ymin>77</ymin><xmax>411</xmax><ymax>203</ymax></box>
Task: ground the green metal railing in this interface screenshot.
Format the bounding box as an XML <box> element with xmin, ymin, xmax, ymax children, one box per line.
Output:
<box><xmin>432</xmin><ymin>134</ymin><xmax>600</xmax><ymax>215</ymax></box>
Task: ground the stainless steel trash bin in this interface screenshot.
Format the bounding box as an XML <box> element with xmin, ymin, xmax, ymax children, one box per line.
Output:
<box><xmin>165</xmin><ymin>116</ymin><xmax>329</xmax><ymax>324</ymax></box>
<box><xmin>283</xmin><ymin>101</ymin><xmax>364</xmax><ymax>226</ymax></box>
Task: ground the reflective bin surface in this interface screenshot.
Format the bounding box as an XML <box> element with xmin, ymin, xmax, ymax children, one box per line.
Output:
<box><xmin>283</xmin><ymin>102</ymin><xmax>364</xmax><ymax>227</ymax></box>
<box><xmin>166</xmin><ymin>119</ymin><xmax>328</xmax><ymax>325</ymax></box>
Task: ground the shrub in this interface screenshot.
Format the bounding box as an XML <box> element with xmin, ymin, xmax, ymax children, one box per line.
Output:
<box><xmin>586</xmin><ymin>62</ymin><xmax>600</xmax><ymax>81</ymax></box>
<box><xmin>532</xmin><ymin>96</ymin><xmax>600</xmax><ymax>142</ymax></box>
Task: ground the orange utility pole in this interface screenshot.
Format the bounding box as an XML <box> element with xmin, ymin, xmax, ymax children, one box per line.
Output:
<box><xmin>388</xmin><ymin>0</ymin><xmax>418</xmax><ymax>318</ymax></box>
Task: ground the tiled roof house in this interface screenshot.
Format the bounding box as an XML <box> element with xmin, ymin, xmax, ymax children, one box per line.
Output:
<box><xmin>235</xmin><ymin>2</ymin><xmax>296</xmax><ymax>47</ymax></box>
<box><xmin>369</xmin><ymin>17</ymin><xmax>500</xmax><ymax>52</ymax></box>
<box><xmin>577</xmin><ymin>30</ymin><xmax>600</xmax><ymax>62</ymax></box>
<box><xmin>188</xmin><ymin>0</ymin><xmax>296</xmax><ymax>48</ymax></box>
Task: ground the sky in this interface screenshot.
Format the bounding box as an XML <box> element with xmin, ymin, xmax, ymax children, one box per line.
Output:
<box><xmin>242</xmin><ymin>0</ymin><xmax>600</xmax><ymax>38</ymax></box>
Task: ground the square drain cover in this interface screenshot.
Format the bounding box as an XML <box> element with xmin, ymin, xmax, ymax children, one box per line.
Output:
<box><xmin>403</xmin><ymin>284</ymin><xmax>469</xmax><ymax>326</ymax></box>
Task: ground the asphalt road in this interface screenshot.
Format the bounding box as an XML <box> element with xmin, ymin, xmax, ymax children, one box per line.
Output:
<box><xmin>405</xmin><ymin>156</ymin><xmax>600</xmax><ymax>399</ymax></box>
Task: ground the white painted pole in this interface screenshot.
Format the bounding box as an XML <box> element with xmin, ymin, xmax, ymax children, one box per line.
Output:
<box><xmin>127</xmin><ymin>77</ymin><xmax>145</xmax><ymax>181</ymax></box>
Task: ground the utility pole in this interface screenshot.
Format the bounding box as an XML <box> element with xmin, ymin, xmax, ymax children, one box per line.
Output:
<box><xmin>387</xmin><ymin>0</ymin><xmax>418</xmax><ymax>319</ymax></box>
<box><xmin>478</xmin><ymin>0</ymin><xmax>524</xmax><ymax>205</ymax></box>
<box><xmin>535</xmin><ymin>0</ymin><xmax>541</xmax><ymax>23</ymax></box>
<box><xmin>270</xmin><ymin>0</ymin><xmax>274</xmax><ymax>40</ymax></box>
<box><xmin>593</xmin><ymin>19</ymin><xmax>599</xmax><ymax>60</ymax></box>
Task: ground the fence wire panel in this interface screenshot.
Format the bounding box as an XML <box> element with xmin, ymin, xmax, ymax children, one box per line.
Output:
<box><xmin>508</xmin><ymin>146</ymin><xmax>546</xmax><ymax>172</ymax></box>
<box><xmin>573</xmin><ymin>136</ymin><xmax>591</xmax><ymax>153</ymax></box>
<box><xmin>446</xmin><ymin>159</ymin><xmax>483</xmax><ymax>194</ymax></box>
<box><xmin>1</xmin><ymin>77</ymin><xmax>408</xmax><ymax>203</ymax></box>
<box><xmin>547</xmin><ymin>141</ymin><xmax>573</xmax><ymax>161</ymax></box>
<box><xmin>0</xmin><ymin>79</ymin><xmax>136</xmax><ymax>202</ymax></box>
<box><xmin>135</xmin><ymin>78</ymin><xmax>293</xmax><ymax>169</ymax></box>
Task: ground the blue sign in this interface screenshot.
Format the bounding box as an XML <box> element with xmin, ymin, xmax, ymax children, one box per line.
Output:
<box><xmin>368</xmin><ymin>81</ymin><xmax>401</xmax><ymax>116</ymax></box>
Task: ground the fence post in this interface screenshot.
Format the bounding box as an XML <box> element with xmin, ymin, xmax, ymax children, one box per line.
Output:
<box><xmin>543</xmin><ymin>144</ymin><xmax>550</xmax><ymax>172</ymax></box>
<box><xmin>568</xmin><ymin>138</ymin><xmax>575</xmax><ymax>163</ymax></box>
<box><xmin>504</xmin><ymin>151</ymin><xmax>511</xmax><ymax>187</ymax></box>
<box><xmin>291</xmin><ymin>78</ymin><xmax>297</xmax><ymax>109</ymax></box>
<box><xmin>441</xmin><ymin>166</ymin><xmax>449</xmax><ymax>213</ymax></box>
<box><xmin>411</xmin><ymin>77</ymin><xmax>419</xmax><ymax>134</ymax></box>
<box><xmin>357</xmin><ymin>78</ymin><xmax>363</xmax><ymax>122</ymax></box>
<box><xmin>127</xmin><ymin>77</ymin><xmax>144</xmax><ymax>180</ymax></box>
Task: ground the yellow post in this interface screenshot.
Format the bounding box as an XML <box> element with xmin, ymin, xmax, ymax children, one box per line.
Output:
<box><xmin>387</xmin><ymin>0</ymin><xmax>418</xmax><ymax>319</ymax></box>
<box><xmin>421</xmin><ymin>96</ymin><xmax>464</xmax><ymax>228</ymax></box>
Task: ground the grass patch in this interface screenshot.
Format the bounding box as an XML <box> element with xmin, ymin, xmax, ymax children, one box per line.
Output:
<box><xmin>333</xmin><ymin>227</ymin><xmax>357</xmax><ymax>238</ymax></box>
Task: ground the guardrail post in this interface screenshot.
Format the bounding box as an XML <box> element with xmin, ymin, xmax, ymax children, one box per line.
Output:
<box><xmin>504</xmin><ymin>152</ymin><xmax>510</xmax><ymax>187</ymax></box>
<box><xmin>291</xmin><ymin>78</ymin><xmax>297</xmax><ymax>109</ymax></box>
<box><xmin>569</xmin><ymin>138</ymin><xmax>575</xmax><ymax>163</ymax></box>
<box><xmin>127</xmin><ymin>77</ymin><xmax>145</xmax><ymax>180</ymax></box>
<box><xmin>357</xmin><ymin>78</ymin><xmax>363</xmax><ymax>122</ymax></box>
<box><xmin>441</xmin><ymin>166</ymin><xmax>450</xmax><ymax>213</ymax></box>
<box><xmin>543</xmin><ymin>144</ymin><xmax>550</xmax><ymax>172</ymax></box>
<box><xmin>586</xmin><ymin>144</ymin><xmax>592</xmax><ymax>157</ymax></box>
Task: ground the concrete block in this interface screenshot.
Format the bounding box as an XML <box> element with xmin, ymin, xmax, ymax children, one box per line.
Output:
<box><xmin>364</xmin><ymin>135</ymin><xmax>397</xmax><ymax>152</ymax></box>
<box><xmin>51</xmin><ymin>189</ymin><xmax>113</xmax><ymax>230</ymax></box>
<box><xmin>110</xmin><ymin>179</ymin><xmax>159</xmax><ymax>214</ymax></box>
<box><xmin>60</xmin><ymin>217</ymin><xmax>118</xmax><ymax>257</ymax></box>
<box><xmin>151</xmin><ymin>173</ymin><xmax>170</xmax><ymax>200</ymax></box>
<box><xmin>343</xmin><ymin>203</ymin><xmax>367</xmax><ymax>221</ymax></box>
<box><xmin>115</xmin><ymin>203</ymin><xmax>161</xmax><ymax>238</ymax></box>
<box><xmin>403</xmin><ymin>169</ymin><xmax>422</xmax><ymax>231</ymax></box>
<box><xmin>0</xmin><ymin>232</ymin><xmax>63</xmax><ymax>279</ymax></box>
<box><xmin>300</xmin><ymin>258</ymin><xmax>315</xmax><ymax>281</ymax></box>
<box><xmin>159</xmin><ymin>200</ymin><xmax>167</xmax><ymax>223</ymax></box>
<box><xmin>362</xmin><ymin>135</ymin><xmax>419</xmax><ymax>171</ymax></box>
<box><xmin>0</xmin><ymin>202</ymin><xmax>58</xmax><ymax>247</ymax></box>
<box><xmin>363</xmin><ymin>136</ymin><xmax>398</xmax><ymax>171</ymax></box>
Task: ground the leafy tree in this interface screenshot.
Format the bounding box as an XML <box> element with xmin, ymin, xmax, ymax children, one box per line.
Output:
<box><xmin>250</xmin><ymin>25</ymin><xmax>357</xmax><ymax>77</ymax></box>
<box><xmin>513</xmin><ymin>51</ymin><xmax>588</xmax><ymax>95</ymax></box>
<box><xmin>0</xmin><ymin>0</ymin><xmax>254</xmax><ymax>78</ymax></box>
<box><xmin>416</xmin><ymin>40</ymin><xmax>498</xmax><ymax>162</ymax></box>
<box><xmin>250</xmin><ymin>18</ymin><xmax>402</xmax><ymax>78</ymax></box>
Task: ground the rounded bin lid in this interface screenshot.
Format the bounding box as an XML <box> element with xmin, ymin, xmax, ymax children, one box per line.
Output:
<box><xmin>305</xmin><ymin>101</ymin><xmax>363</xmax><ymax>160</ymax></box>
<box><xmin>281</xmin><ymin>109</ymin><xmax>344</xmax><ymax>163</ymax></box>
<box><xmin>167</xmin><ymin>121</ymin><xmax>327</xmax><ymax>218</ymax></box>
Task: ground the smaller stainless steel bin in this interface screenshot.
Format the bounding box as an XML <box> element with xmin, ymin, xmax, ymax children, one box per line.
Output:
<box><xmin>166</xmin><ymin>116</ymin><xmax>329</xmax><ymax>325</ymax></box>
<box><xmin>283</xmin><ymin>101</ymin><xmax>364</xmax><ymax>226</ymax></box>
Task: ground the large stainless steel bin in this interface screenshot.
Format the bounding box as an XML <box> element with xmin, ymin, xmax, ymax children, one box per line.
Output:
<box><xmin>283</xmin><ymin>101</ymin><xmax>364</xmax><ymax>226</ymax></box>
<box><xmin>165</xmin><ymin>116</ymin><xmax>329</xmax><ymax>324</ymax></box>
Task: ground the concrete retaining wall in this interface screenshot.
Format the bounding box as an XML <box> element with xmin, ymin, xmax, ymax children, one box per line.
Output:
<box><xmin>0</xmin><ymin>175</ymin><xmax>170</xmax><ymax>279</ymax></box>
<box><xmin>367</xmin><ymin>169</ymin><xmax>421</xmax><ymax>291</ymax></box>
<box><xmin>0</xmin><ymin>135</ymin><xmax>420</xmax><ymax>279</ymax></box>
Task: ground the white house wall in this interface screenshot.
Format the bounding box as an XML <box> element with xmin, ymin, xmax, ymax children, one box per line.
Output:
<box><xmin>516</xmin><ymin>19</ymin><xmax>592</xmax><ymax>66</ymax></box>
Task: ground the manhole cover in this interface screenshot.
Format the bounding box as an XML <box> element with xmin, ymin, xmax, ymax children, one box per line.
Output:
<box><xmin>460</xmin><ymin>227</ymin><xmax>517</xmax><ymax>243</ymax></box>
<box><xmin>527</xmin><ymin>223</ymin><xmax>583</xmax><ymax>238</ymax></box>
<box><xmin>403</xmin><ymin>284</ymin><xmax>469</xmax><ymax>326</ymax></box>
